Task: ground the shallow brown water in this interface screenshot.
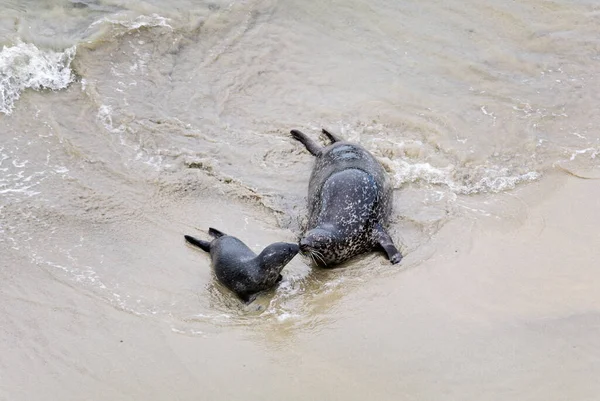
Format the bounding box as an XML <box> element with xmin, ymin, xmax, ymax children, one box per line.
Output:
<box><xmin>1</xmin><ymin>0</ymin><xmax>600</xmax><ymax>399</ymax></box>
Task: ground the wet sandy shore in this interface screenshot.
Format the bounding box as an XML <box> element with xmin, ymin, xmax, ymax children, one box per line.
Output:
<box><xmin>2</xmin><ymin>1</ymin><xmax>600</xmax><ymax>399</ymax></box>
<box><xmin>3</xmin><ymin>173</ymin><xmax>599</xmax><ymax>401</ymax></box>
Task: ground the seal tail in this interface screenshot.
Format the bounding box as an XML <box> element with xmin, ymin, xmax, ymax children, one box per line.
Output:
<box><xmin>184</xmin><ymin>235</ymin><xmax>211</xmax><ymax>252</ymax></box>
<box><xmin>208</xmin><ymin>227</ymin><xmax>226</xmax><ymax>238</ymax></box>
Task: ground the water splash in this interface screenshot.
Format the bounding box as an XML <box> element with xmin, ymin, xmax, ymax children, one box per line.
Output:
<box><xmin>89</xmin><ymin>13</ymin><xmax>173</xmax><ymax>32</ymax></box>
<box><xmin>0</xmin><ymin>42</ymin><xmax>76</xmax><ymax>115</ymax></box>
<box><xmin>392</xmin><ymin>159</ymin><xmax>540</xmax><ymax>194</ymax></box>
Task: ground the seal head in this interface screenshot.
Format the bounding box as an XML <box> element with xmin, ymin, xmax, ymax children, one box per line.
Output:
<box><xmin>256</xmin><ymin>242</ymin><xmax>300</xmax><ymax>284</ymax></box>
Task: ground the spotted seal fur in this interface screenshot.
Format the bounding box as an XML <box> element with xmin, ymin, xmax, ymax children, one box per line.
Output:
<box><xmin>290</xmin><ymin>128</ymin><xmax>402</xmax><ymax>267</ymax></box>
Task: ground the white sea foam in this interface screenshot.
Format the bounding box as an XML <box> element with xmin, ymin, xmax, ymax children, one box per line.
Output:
<box><xmin>569</xmin><ymin>147</ymin><xmax>599</xmax><ymax>161</ymax></box>
<box><xmin>0</xmin><ymin>147</ymin><xmax>44</xmax><ymax>199</ymax></box>
<box><xmin>97</xmin><ymin>104</ymin><xmax>123</xmax><ymax>133</ymax></box>
<box><xmin>276</xmin><ymin>312</ymin><xmax>299</xmax><ymax>322</ymax></box>
<box><xmin>90</xmin><ymin>13</ymin><xmax>173</xmax><ymax>32</ymax></box>
<box><xmin>171</xmin><ymin>327</ymin><xmax>204</xmax><ymax>336</ymax></box>
<box><xmin>392</xmin><ymin>159</ymin><xmax>540</xmax><ymax>194</ymax></box>
<box><xmin>0</xmin><ymin>42</ymin><xmax>76</xmax><ymax>115</ymax></box>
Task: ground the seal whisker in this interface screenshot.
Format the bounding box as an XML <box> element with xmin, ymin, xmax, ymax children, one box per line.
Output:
<box><xmin>312</xmin><ymin>248</ymin><xmax>325</xmax><ymax>260</ymax></box>
<box><xmin>311</xmin><ymin>249</ymin><xmax>327</xmax><ymax>267</ymax></box>
<box><xmin>308</xmin><ymin>250</ymin><xmax>322</xmax><ymax>267</ymax></box>
<box><xmin>309</xmin><ymin>251</ymin><xmax>318</xmax><ymax>266</ymax></box>
<box><xmin>311</xmin><ymin>248</ymin><xmax>326</xmax><ymax>263</ymax></box>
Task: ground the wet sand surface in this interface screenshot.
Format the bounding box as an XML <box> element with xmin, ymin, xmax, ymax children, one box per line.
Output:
<box><xmin>3</xmin><ymin>175</ymin><xmax>599</xmax><ymax>400</ymax></box>
<box><xmin>1</xmin><ymin>0</ymin><xmax>600</xmax><ymax>399</ymax></box>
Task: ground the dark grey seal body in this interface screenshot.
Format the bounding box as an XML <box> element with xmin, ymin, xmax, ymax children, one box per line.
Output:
<box><xmin>291</xmin><ymin>128</ymin><xmax>402</xmax><ymax>267</ymax></box>
<box><xmin>184</xmin><ymin>228</ymin><xmax>299</xmax><ymax>302</ymax></box>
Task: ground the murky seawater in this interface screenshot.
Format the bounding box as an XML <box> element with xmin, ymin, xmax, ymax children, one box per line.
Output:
<box><xmin>1</xmin><ymin>1</ymin><xmax>600</xmax><ymax>400</ymax></box>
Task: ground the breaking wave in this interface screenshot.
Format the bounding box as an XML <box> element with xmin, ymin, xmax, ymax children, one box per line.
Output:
<box><xmin>0</xmin><ymin>42</ymin><xmax>76</xmax><ymax>115</ymax></box>
<box><xmin>392</xmin><ymin>159</ymin><xmax>540</xmax><ymax>194</ymax></box>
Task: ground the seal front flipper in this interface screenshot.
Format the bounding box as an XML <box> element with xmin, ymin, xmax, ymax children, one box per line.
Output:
<box><xmin>208</xmin><ymin>227</ymin><xmax>226</xmax><ymax>238</ymax></box>
<box><xmin>184</xmin><ymin>235</ymin><xmax>211</xmax><ymax>252</ymax></box>
<box><xmin>239</xmin><ymin>292</ymin><xmax>259</xmax><ymax>304</ymax></box>
<box><xmin>373</xmin><ymin>224</ymin><xmax>402</xmax><ymax>264</ymax></box>
<box><xmin>321</xmin><ymin>128</ymin><xmax>342</xmax><ymax>144</ymax></box>
<box><xmin>290</xmin><ymin>129</ymin><xmax>322</xmax><ymax>156</ymax></box>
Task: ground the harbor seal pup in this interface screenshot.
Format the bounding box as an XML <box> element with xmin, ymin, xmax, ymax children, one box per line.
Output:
<box><xmin>290</xmin><ymin>128</ymin><xmax>402</xmax><ymax>267</ymax></box>
<box><xmin>184</xmin><ymin>228</ymin><xmax>299</xmax><ymax>302</ymax></box>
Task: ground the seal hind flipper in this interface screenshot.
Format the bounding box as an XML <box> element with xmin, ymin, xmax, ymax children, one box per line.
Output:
<box><xmin>321</xmin><ymin>128</ymin><xmax>342</xmax><ymax>144</ymax></box>
<box><xmin>373</xmin><ymin>224</ymin><xmax>402</xmax><ymax>264</ymax></box>
<box><xmin>208</xmin><ymin>227</ymin><xmax>226</xmax><ymax>238</ymax></box>
<box><xmin>184</xmin><ymin>235</ymin><xmax>211</xmax><ymax>252</ymax></box>
<box><xmin>290</xmin><ymin>129</ymin><xmax>322</xmax><ymax>156</ymax></box>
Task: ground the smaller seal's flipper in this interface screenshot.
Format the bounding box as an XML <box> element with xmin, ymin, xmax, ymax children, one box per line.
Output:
<box><xmin>290</xmin><ymin>129</ymin><xmax>322</xmax><ymax>156</ymax></box>
<box><xmin>373</xmin><ymin>224</ymin><xmax>402</xmax><ymax>264</ymax></box>
<box><xmin>208</xmin><ymin>228</ymin><xmax>226</xmax><ymax>238</ymax></box>
<box><xmin>184</xmin><ymin>235</ymin><xmax>211</xmax><ymax>252</ymax></box>
<box><xmin>321</xmin><ymin>128</ymin><xmax>342</xmax><ymax>144</ymax></box>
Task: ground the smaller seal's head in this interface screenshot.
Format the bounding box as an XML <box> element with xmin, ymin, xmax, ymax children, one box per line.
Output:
<box><xmin>299</xmin><ymin>228</ymin><xmax>337</xmax><ymax>267</ymax></box>
<box><xmin>258</xmin><ymin>242</ymin><xmax>300</xmax><ymax>274</ymax></box>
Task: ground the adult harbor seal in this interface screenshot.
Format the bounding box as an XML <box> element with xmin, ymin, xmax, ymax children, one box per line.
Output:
<box><xmin>184</xmin><ymin>228</ymin><xmax>299</xmax><ymax>303</ymax></box>
<box><xmin>291</xmin><ymin>128</ymin><xmax>402</xmax><ymax>267</ymax></box>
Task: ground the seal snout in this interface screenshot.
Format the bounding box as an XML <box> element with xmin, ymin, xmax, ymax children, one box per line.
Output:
<box><xmin>289</xmin><ymin>243</ymin><xmax>300</xmax><ymax>254</ymax></box>
<box><xmin>259</xmin><ymin>242</ymin><xmax>300</xmax><ymax>271</ymax></box>
<box><xmin>299</xmin><ymin>239</ymin><xmax>310</xmax><ymax>254</ymax></box>
<box><xmin>283</xmin><ymin>242</ymin><xmax>300</xmax><ymax>261</ymax></box>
